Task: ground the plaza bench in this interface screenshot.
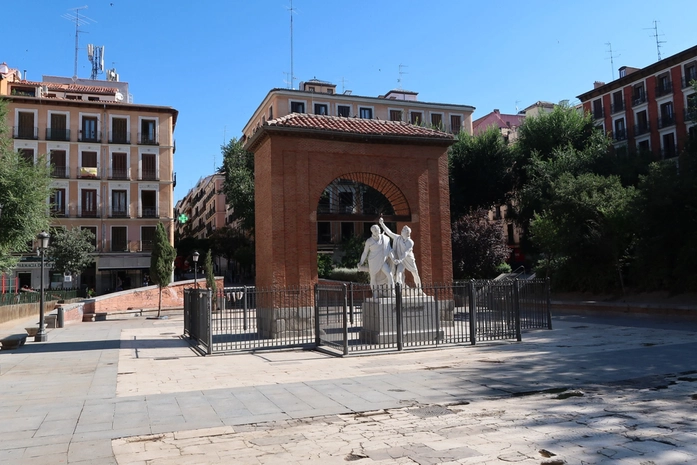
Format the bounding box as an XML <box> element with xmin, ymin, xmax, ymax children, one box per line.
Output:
<box><xmin>0</xmin><ymin>334</ymin><xmax>28</xmax><ymax>350</ymax></box>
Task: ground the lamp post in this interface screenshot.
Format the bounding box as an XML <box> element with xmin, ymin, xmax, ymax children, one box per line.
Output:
<box><xmin>35</xmin><ymin>231</ymin><xmax>50</xmax><ymax>342</ymax></box>
<box><xmin>192</xmin><ymin>251</ymin><xmax>200</xmax><ymax>288</ymax></box>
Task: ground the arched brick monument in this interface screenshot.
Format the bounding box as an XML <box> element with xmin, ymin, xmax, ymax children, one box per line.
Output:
<box><xmin>245</xmin><ymin>114</ymin><xmax>455</xmax><ymax>289</ymax></box>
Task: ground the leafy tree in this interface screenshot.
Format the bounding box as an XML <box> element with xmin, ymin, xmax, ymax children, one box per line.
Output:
<box><xmin>317</xmin><ymin>253</ymin><xmax>335</xmax><ymax>278</ymax></box>
<box><xmin>451</xmin><ymin>210</ymin><xmax>511</xmax><ymax>279</ymax></box>
<box><xmin>46</xmin><ymin>227</ymin><xmax>96</xmax><ymax>279</ymax></box>
<box><xmin>149</xmin><ymin>223</ymin><xmax>176</xmax><ymax>317</ymax></box>
<box><xmin>0</xmin><ymin>99</ymin><xmax>52</xmax><ymax>271</ymax></box>
<box><xmin>449</xmin><ymin>127</ymin><xmax>515</xmax><ymax>219</ymax></box>
<box><xmin>204</xmin><ymin>249</ymin><xmax>217</xmax><ymax>310</ymax></box>
<box><xmin>339</xmin><ymin>234</ymin><xmax>366</xmax><ymax>268</ymax></box>
<box><xmin>221</xmin><ymin>138</ymin><xmax>255</xmax><ymax>232</ymax></box>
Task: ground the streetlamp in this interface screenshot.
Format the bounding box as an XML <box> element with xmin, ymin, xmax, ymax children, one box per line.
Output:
<box><xmin>35</xmin><ymin>231</ymin><xmax>50</xmax><ymax>342</ymax></box>
<box><xmin>192</xmin><ymin>251</ymin><xmax>200</xmax><ymax>288</ymax></box>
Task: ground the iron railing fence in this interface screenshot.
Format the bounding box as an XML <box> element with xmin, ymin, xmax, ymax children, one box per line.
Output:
<box><xmin>183</xmin><ymin>279</ymin><xmax>551</xmax><ymax>355</ymax></box>
<box><xmin>0</xmin><ymin>288</ymin><xmax>79</xmax><ymax>307</ymax></box>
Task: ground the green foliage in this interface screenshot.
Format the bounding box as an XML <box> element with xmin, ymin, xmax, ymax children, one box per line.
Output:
<box><xmin>221</xmin><ymin>138</ymin><xmax>255</xmax><ymax>232</ymax></box>
<box><xmin>339</xmin><ymin>235</ymin><xmax>365</xmax><ymax>268</ymax></box>
<box><xmin>47</xmin><ymin>227</ymin><xmax>96</xmax><ymax>277</ymax></box>
<box><xmin>317</xmin><ymin>253</ymin><xmax>335</xmax><ymax>278</ymax></box>
<box><xmin>327</xmin><ymin>267</ymin><xmax>370</xmax><ymax>284</ymax></box>
<box><xmin>204</xmin><ymin>249</ymin><xmax>216</xmax><ymax>295</ymax></box>
<box><xmin>0</xmin><ymin>99</ymin><xmax>52</xmax><ymax>272</ymax></box>
<box><xmin>449</xmin><ymin>127</ymin><xmax>515</xmax><ymax>219</ymax></box>
<box><xmin>149</xmin><ymin>223</ymin><xmax>176</xmax><ymax>316</ymax></box>
<box><xmin>451</xmin><ymin>210</ymin><xmax>511</xmax><ymax>279</ymax></box>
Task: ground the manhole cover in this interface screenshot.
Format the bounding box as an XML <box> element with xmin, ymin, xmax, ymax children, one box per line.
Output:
<box><xmin>408</xmin><ymin>405</ymin><xmax>454</xmax><ymax>418</ymax></box>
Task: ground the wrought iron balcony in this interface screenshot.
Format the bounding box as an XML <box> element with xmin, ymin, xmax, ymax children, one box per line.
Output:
<box><xmin>141</xmin><ymin>207</ymin><xmax>158</xmax><ymax>218</ymax></box>
<box><xmin>80</xmin><ymin>209</ymin><xmax>99</xmax><ymax>218</ymax></box>
<box><xmin>592</xmin><ymin>108</ymin><xmax>604</xmax><ymax>120</ymax></box>
<box><xmin>79</xmin><ymin>131</ymin><xmax>100</xmax><ymax>143</ymax></box>
<box><xmin>14</xmin><ymin>126</ymin><xmax>38</xmax><ymax>140</ymax></box>
<box><xmin>140</xmin><ymin>240</ymin><xmax>154</xmax><ymax>252</ymax></box>
<box><xmin>632</xmin><ymin>93</ymin><xmax>647</xmax><ymax>106</ymax></box>
<box><xmin>110</xmin><ymin>209</ymin><xmax>129</xmax><ymax>218</ymax></box>
<box><xmin>612</xmin><ymin>129</ymin><xmax>627</xmax><ymax>141</ymax></box>
<box><xmin>611</xmin><ymin>102</ymin><xmax>625</xmax><ymax>114</ymax></box>
<box><xmin>683</xmin><ymin>75</ymin><xmax>696</xmax><ymax>89</ymax></box>
<box><xmin>140</xmin><ymin>169</ymin><xmax>158</xmax><ymax>181</ymax></box>
<box><xmin>51</xmin><ymin>166</ymin><xmax>70</xmax><ymax>178</ymax></box>
<box><xmin>634</xmin><ymin>123</ymin><xmax>650</xmax><ymax>136</ymax></box>
<box><xmin>655</xmin><ymin>81</ymin><xmax>673</xmax><ymax>97</ymax></box>
<box><xmin>138</xmin><ymin>132</ymin><xmax>159</xmax><ymax>145</ymax></box>
<box><xmin>109</xmin><ymin>168</ymin><xmax>130</xmax><ymax>180</ymax></box>
<box><xmin>78</xmin><ymin>167</ymin><xmax>100</xmax><ymax>179</ymax></box>
<box><xmin>685</xmin><ymin>108</ymin><xmax>697</xmax><ymax>123</ymax></box>
<box><xmin>46</xmin><ymin>128</ymin><xmax>71</xmax><ymax>141</ymax></box>
<box><xmin>658</xmin><ymin>115</ymin><xmax>675</xmax><ymax>129</ymax></box>
<box><xmin>109</xmin><ymin>131</ymin><xmax>131</xmax><ymax>144</ymax></box>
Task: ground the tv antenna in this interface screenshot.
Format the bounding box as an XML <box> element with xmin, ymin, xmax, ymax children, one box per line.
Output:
<box><xmin>398</xmin><ymin>64</ymin><xmax>408</xmax><ymax>91</ymax></box>
<box><xmin>645</xmin><ymin>20</ymin><xmax>666</xmax><ymax>61</ymax></box>
<box><xmin>62</xmin><ymin>6</ymin><xmax>96</xmax><ymax>79</ymax></box>
<box><xmin>340</xmin><ymin>76</ymin><xmax>349</xmax><ymax>94</ymax></box>
<box><xmin>605</xmin><ymin>42</ymin><xmax>620</xmax><ymax>80</ymax></box>
<box><xmin>87</xmin><ymin>44</ymin><xmax>104</xmax><ymax>80</ymax></box>
<box><xmin>286</xmin><ymin>0</ymin><xmax>297</xmax><ymax>89</ymax></box>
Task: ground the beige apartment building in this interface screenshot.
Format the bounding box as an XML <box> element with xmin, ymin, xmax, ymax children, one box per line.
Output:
<box><xmin>0</xmin><ymin>65</ymin><xmax>177</xmax><ymax>294</ymax></box>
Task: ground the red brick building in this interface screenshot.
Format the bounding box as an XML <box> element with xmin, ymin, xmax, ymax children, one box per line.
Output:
<box><xmin>577</xmin><ymin>45</ymin><xmax>697</xmax><ymax>159</ymax></box>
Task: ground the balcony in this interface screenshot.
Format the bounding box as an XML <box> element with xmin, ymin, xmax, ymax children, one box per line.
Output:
<box><xmin>46</xmin><ymin>128</ymin><xmax>71</xmax><ymax>141</ymax></box>
<box><xmin>141</xmin><ymin>207</ymin><xmax>158</xmax><ymax>218</ymax></box>
<box><xmin>683</xmin><ymin>75</ymin><xmax>696</xmax><ymax>89</ymax></box>
<box><xmin>110</xmin><ymin>208</ymin><xmax>129</xmax><ymax>218</ymax></box>
<box><xmin>612</xmin><ymin>129</ymin><xmax>627</xmax><ymax>141</ymax></box>
<box><xmin>78</xmin><ymin>167</ymin><xmax>100</xmax><ymax>179</ymax></box>
<box><xmin>51</xmin><ymin>208</ymin><xmax>67</xmax><ymax>218</ymax></box>
<box><xmin>632</xmin><ymin>93</ymin><xmax>647</xmax><ymax>106</ymax></box>
<box><xmin>611</xmin><ymin>102</ymin><xmax>625</xmax><ymax>114</ymax></box>
<box><xmin>658</xmin><ymin>115</ymin><xmax>675</xmax><ymax>129</ymax></box>
<box><xmin>14</xmin><ymin>126</ymin><xmax>38</xmax><ymax>140</ymax></box>
<box><xmin>686</xmin><ymin>108</ymin><xmax>697</xmax><ymax>123</ymax></box>
<box><xmin>110</xmin><ymin>240</ymin><xmax>129</xmax><ymax>252</ymax></box>
<box><xmin>141</xmin><ymin>240</ymin><xmax>154</xmax><ymax>252</ymax></box>
<box><xmin>140</xmin><ymin>169</ymin><xmax>158</xmax><ymax>181</ymax></box>
<box><xmin>51</xmin><ymin>166</ymin><xmax>70</xmax><ymax>179</ymax></box>
<box><xmin>138</xmin><ymin>133</ymin><xmax>159</xmax><ymax>145</ymax></box>
<box><xmin>655</xmin><ymin>81</ymin><xmax>673</xmax><ymax>98</ymax></box>
<box><xmin>79</xmin><ymin>131</ymin><xmax>100</xmax><ymax>143</ymax></box>
<box><xmin>80</xmin><ymin>209</ymin><xmax>99</xmax><ymax>218</ymax></box>
<box><xmin>634</xmin><ymin>123</ymin><xmax>650</xmax><ymax>136</ymax></box>
<box><xmin>109</xmin><ymin>131</ymin><xmax>131</xmax><ymax>144</ymax></box>
<box><xmin>109</xmin><ymin>168</ymin><xmax>130</xmax><ymax>180</ymax></box>
<box><xmin>592</xmin><ymin>108</ymin><xmax>604</xmax><ymax>120</ymax></box>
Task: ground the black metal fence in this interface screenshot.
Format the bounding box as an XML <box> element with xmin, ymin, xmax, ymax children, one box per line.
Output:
<box><xmin>183</xmin><ymin>279</ymin><xmax>551</xmax><ymax>356</ymax></box>
<box><xmin>0</xmin><ymin>288</ymin><xmax>79</xmax><ymax>307</ymax></box>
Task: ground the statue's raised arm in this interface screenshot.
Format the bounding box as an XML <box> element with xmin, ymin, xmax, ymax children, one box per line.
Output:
<box><xmin>379</xmin><ymin>217</ymin><xmax>399</xmax><ymax>241</ymax></box>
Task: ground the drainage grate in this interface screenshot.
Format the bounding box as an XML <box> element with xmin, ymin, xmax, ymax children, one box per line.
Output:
<box><xmin>408</xmin><ymin>405</ymin><xmax>455</xmax><ymax>418</ymax></box>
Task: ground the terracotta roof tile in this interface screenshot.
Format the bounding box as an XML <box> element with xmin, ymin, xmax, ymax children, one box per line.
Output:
<box><xmin>16</xmin><ymin>80</ymin><xmax>117</xmax><ymax>95</ymax></box>
<box><xmin>266</xmin><ymin>113</ymin><xmax>453</xmax><ymax>139</ymax></box>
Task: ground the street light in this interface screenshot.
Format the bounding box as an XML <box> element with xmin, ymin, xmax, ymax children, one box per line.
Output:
<box><xmin>192</xmin><ymin>251</ymin><xmax>200</xmax><ymax>288</ymax></box>
<box><xmin>35</xmin><ymin>231</ymin><xmax>50</xmax><ymax>342</ymax></box>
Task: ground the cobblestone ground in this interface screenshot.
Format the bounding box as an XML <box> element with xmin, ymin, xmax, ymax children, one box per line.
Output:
<box><xmin>113</xmin><ymin>373</ymin><xmax>697</xmax><ymax>464</ymax></box>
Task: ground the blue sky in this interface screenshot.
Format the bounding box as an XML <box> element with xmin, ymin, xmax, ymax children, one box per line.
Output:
<box><xmin>3</xmin><ymin>1</ymin><xmax>695</xmax><ymax>203</ymax></box>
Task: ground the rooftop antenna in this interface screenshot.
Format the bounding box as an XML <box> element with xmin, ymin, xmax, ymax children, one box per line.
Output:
<box><xmin>287</xmin><ymin>0</ymin><xmax>297</xmax><ymax>89</ymax></box>
<box><xmin>605</xmin><ymin>42</ymin><xmax>620</xmax><ymax>80</ymax></box>
<box><xmin>515</xmin><ymin>100</ymin><xmax>521</xmax><ymax>113</ymax></box>
<box><xmin>62</xmin><ymin>6</ymin><xmax>95</xmax><ymax>80</ymax></box>
<box><xmin>645</xmin><ymin>20</ymin><xmax>666</xmax><ymax>61</ymax></box>
<box><xmin>398</xmin><ymin>63</ymin><xmax>408</xmax><ymax>91</ymax></box>
<box><xmin>339</xmin><ymin>77</ymin><xmax>349</xmax><ymax>93</ymax></box>
<box><xmin>87</xmin><ymin>44</ymin><xmax>104</xmax><ymax>80</ymax></box>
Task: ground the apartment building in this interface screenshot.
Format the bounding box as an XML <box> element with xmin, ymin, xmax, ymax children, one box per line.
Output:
<box><xmin>577</xmin><ymin>44</ymin><xmax>697</xmax><ymax>159</ymax></box>
<box><xmin>0</xmin><ymin>64</ymin><xmax>177</xmax><ymax>293</ymax></box>
<box><xmin>174</xmin><ymin>173</ymin><xmax>227</xmax><ymax>241</ymax></box>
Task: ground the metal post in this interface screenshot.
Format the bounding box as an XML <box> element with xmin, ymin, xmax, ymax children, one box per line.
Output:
<box><xmin>349</xmin><ymin>282</ymin><xmax>354</xmax><ymax>325</ymax></box>
<box><xmin>396</xmin><ymin>283</ymin><xmax>403</xmax><ymax>351</ymax></box>
<box><xmin>435</xmin><ymin>286</ymin><xmax>441</xmax><ymax>344</ymax></box>
<box><xmin>546</xmin><ymin>277</ymin><xmax>553</xmax><ymax>330</ymax></box>
<box><xmin>206</xmin><ymin>289</ymin><xmax>213</xmax><ymax>355</ymax></box>
<box><xmin>243</xmin><ymin>285</ymin><xmax>248</xmax><ymax>330</ymax></box>
<box><xmin>314</xmin><ymin>284</ymin><xmax>321</xmax><ymax>347</ymax></box>
<box><xmin>35</xmin><ymin>247</ymin><xmax>48</xmax><ymax>342</ymax></box>
<box><xmin>514</xmin><ymin>279</ymin><xmax>522</xmax><ymax>342</ymax></box>
<box><xmin>342</xmin><ymin>283</ymin><xmax>349</xmax><ymax>356</ymax></box>
<box><xmin>194</xmin><ymin>262</ymin><xmax>198</xmax><ymax>288</ymax></box>
<box><xmin>469</xmin><ymin>280</ymin><xmax>476</xmax><ymax>345</ymax></box>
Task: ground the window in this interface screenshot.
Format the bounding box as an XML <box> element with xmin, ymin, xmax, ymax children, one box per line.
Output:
<box><xmin>327</xmin><ymin>88</ymin><xmax>333</xmax><ymax>94</ymax></box>
<box><xmin>19</xmin><ymin>148</ymin><xmax>34</xmax><ymax>164</ymax></box>
<box><xmin>80</xmin><ymin>151</ymin><xmax>98</xmax><ymax>178</ymax></box>
<box><xmin>111</xmin><ymin>152</ymin><xmax>128</xmax><ymax>179</ymax></box>
<box><xmin>141</xmin><ymin>226</ymin><xmax>156</xmax><ymax>251</ymax></box>
<box><xmin>430</xmin><ymin>113</ymin><xmax>443</xmax><ymax>128</ymax></box>
<box><xmin>308</xmin><ymin>86</ymin><xmax>315</xmax><ymax>92</ymax></box>
<box><xmin>317</xmin><ymin>222</ymin><xmax>331</xmax><ymax>244</ymax></box>
<box><xmin>341</xmin><ymin>222</ymin><xmax>354</xmax><ymax>241</ymax></box>
<box><xmin>662</xmin><ymin>132</ymin><xmax>676</xmax><ymax>159</ymax></box>
<box><xmin>141</xmin><ymin>190</ymin><xmax>157</xmax><ymax>218</ymax></box>
<box><xmin>684</xmin><ymin>63</ymin><xmax>697</xmax><ymax>87</ymax></box>
<box><xmin>636</xmin><ymin>110</ymin><xmax>649</xmax><ymax>135</ymax></box>
<box><xmin>494</xmin><ymin>206</ymin><xmax>502</xmax><ymax>220</ymax></box>
<box><xmin>269</xmin><ymin>106</ymin><xmax>273</xmax><ymax>120</ymax></box>
<box><xmin>112</xmin><ymin>190</ymin><xmax>128</xmax><ymax>217</ymax></box>
<box><xmin>290</xmin><ymin>101</ymin><xmax>305</xmax><ymax>113</ymax></box>
<box><xmin>81</xmin><ymin>226</ymin><xmax>97</xmax><ymax>249</ymax></box>
<box><xmin>141</xmin><ymin>153</ymin><xmax>157</xmax><ymax>180</ymax></box>
<box><xmin>81</xmin><ymin>189</ymin><xmax>98</xmax><ymax>217</ymax></box>
<box><xmin>656</xmin><ymin>73</ymin><xmax>672</xmax><ymax>96</ymax></box>
<box><xmin>17</xmin><ymin>111</ymin><xmax>36</xmax><ymax>139</ymax></box>
<box><xmin>111</xmin><ymin>117</ymin><xmax>128</xmax><ymax>144</ymax></box>
<box><xmin>314</xmin><ymin>103</ymin><xmax>328</xmax><ymax>115</ymax></box>
<box><xmin>50</xmin><ymin>189</ymin><xmax>66</xmax><ymax>216</ymax></box>
<box><xmin>592</xmin><ymin>99</ymin><xmax>603</xmax><ymax>119</ymax></box>
<box><xmin>50</xmin><ymin>150</ymin><xmax>68</xmax><ymax>178</ymax></box>
<box><xmin>613</xmin><ymin>119</ymin><xmax>626</xmax><ymax>141</ymax></box>
<box><xmin>507</xmin><ymin>224</ymin><xmax>515</xmax><ymax>245</ymax></box>
<box><xmin>359</xmin><ymin>107</ymin><xmax>373</xmax><ymax>119</ymax></box>
<box><xmin>410</xmin><ymin>112</ymin><xmax>422</xmax><ymax>125</ymax></box>
<box><xmin>612</xmin><ymin>91</ymin><xmax>624</xmax><ymax>113</ymax></box>
<box><xmin>48</xmin><ymin>113</ymin><xmax>69</xmax><ymax>141</ymax></box>
<box><xmin>81</xmin><ymin>116</ymin><xmax>99</xmax><ymax>142</ymax></box>
<box><xmin>389</xmin><ymin>110</ymin><xmax>402</xmax><ymax>121</ymax></box>
<box><xmin>337</xmin><ymin>105</ymin><xmax>351</xmax><ymax>117</ymax></box>
<box><xmin>659</xmin><ymin>102</ymin><xmax>674</xmax><ymax>128</ymax></box>
<box><xmin>140</xmin><ymin>119</ymin><xmax>157</xmax><ymax>145</ymax></box>
<box><xmin>450</xmin><ymin>115</ymin><xmax>462</xmax><ymax>134</ymax></box>
<box><xmin>111</xmin><ymin>227</ymin><xmax>128</xmax><ymax>252</ymax></box>
<box><xmin>633</xmin><ymin>83</ymin><xmax>646</xmax><ymax>105</ymax></box>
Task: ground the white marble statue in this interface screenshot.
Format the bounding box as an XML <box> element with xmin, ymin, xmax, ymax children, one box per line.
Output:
<box><xmin>358</xmin><ymin>224</ymin><xmax>395</xmax><ymax>297</ymax></box>
<box><xmin>379</xmin><ymin>218</ymin><xmax>421</xmax><ymax>289</ymax></box>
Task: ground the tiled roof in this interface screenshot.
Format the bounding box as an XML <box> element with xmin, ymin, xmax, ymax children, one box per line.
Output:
<box><xmin>472</xmin><ymin>110</ymin><xmax>525</xmax><ymax>135</ymax></box>
<box><xmin>266</xmin><ymin>113</ymin><xmax>454</xmax><ymax>139</ymax></box>
<box><xmin>15</xmin><ymin>80</ymin><xmax>117</xmax><ymax>95</ymax></box>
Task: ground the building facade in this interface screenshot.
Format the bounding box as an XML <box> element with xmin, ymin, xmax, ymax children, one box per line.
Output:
<box><xmin>577</xmin><ymin>45</ymin><xmax>697</xmax><ymax>159</ymax></box>
<box><xmin>0</xmin><ymin>65</ymin><xmax>178</xmax><ymax>294</ymax></box>
<box><xmin>174</xmin><ymin>173</ymin><xmax>227</xmax><ymax>241</ymax></box>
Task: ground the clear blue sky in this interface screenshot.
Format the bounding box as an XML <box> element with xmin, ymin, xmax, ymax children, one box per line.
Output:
<box><xmin>3</xmin><ymin>1</ymin><xmax>695</xmax><ymax>204</ymax></box>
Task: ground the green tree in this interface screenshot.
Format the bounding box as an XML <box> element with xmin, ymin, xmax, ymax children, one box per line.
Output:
<box><xmin>451</xmin><ymin>209</ymin><xmax>511</xmax><ymax>279</ymax></box>
<box><xmin>204</xmin><ymin>249</ymin><xmax>217</xmax><ymax>310</ymax></box>
<box><xmin>46</xmin><ymin>227</ymin><xmax>96</xmax><ymax>279</ymax></box>
<box><xmin>449</xmin><ymin>127</ymin><xmax>515</xmax><ymax>220</ymax></box>
<box><xmin>221</xmin><ymin>138</ymin><xmax>255</xmax><ymax>232</ymax></box>
<box><xmin>149</xmin><ymin>223</ymin><xmax>176</xmax><ymax>317</ymax></box>
<box><xmin>0</xmin><ymin>99</ymin><xmax>52</xmax><ymax>271</ymax></box>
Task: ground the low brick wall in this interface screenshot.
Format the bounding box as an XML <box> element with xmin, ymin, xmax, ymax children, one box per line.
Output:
<box><xmin>0</xmin><ymin>301</ymin><xmax>59</xmax><ymax>325</ymax></box>
<box><xmin>82</xmin><ymin>278</ymin><xmax>223</xmax><ymax>316</ymax></box>
<box><xmin>52</xmin><ymin>302</ymin><xmax>85</xmax><ymax>324</ymax></box>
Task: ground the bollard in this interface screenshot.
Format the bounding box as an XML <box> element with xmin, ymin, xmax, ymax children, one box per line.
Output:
<box><xmin>57</xmin><ymin>306</ymin><xmax>65</xmax><ymax>328</ymax></box>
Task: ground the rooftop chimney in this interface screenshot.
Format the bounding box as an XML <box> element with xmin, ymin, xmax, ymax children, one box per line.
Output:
<box><xmin>593</xmin><ymin>81</ymin><xmax>605</xmax><ymax>89</ymax></box>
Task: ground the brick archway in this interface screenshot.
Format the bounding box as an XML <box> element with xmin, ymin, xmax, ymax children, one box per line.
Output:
<box><xmin>246</xmin><ymin>114</ymin><xmax>455</xmax><ymax>288</ymax></box>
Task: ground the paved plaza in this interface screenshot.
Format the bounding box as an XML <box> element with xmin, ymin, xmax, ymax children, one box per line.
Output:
<box><xmin>1</xmin><ymin>309</ymin><xmax>696</xmax><ymax>464</ymax></box>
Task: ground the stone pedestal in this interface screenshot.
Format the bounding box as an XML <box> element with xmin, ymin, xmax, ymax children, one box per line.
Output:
<box><xmin>360</xmin><ymin>296</ymin><xmax>444</xmax><ymax>344</ymax></box>
<box><xmin>256</xmin><ymin>306</ymin><xmax>314</xmax><ymax>340</ymax></box>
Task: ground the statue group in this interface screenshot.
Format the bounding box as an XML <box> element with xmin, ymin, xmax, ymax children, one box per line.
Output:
<box><xmin>357</xmin><ymin>218</ymin><xmax>421</xmax><ymax>297</ymax></box>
